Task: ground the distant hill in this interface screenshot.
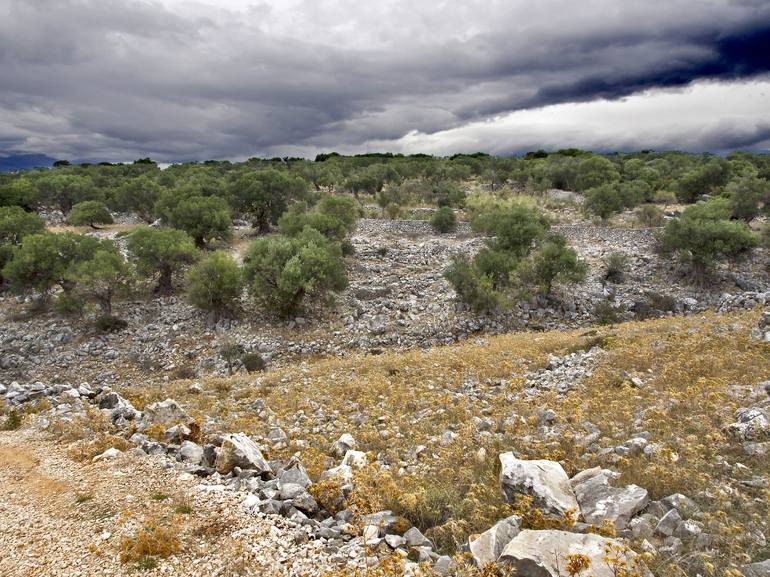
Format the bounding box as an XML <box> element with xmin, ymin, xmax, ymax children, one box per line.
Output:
<box><xmin>0</xmin><ymin>153</ymin><xmax>56</xmax><ymax>172</ymax></box>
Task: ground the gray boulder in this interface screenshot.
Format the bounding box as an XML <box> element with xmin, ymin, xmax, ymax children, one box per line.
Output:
<box><xmin>570</xmin><ymin>467</ymin><xmax>649</xmax><ymax>531</ymax></box>
<box><xmin>742</xmin><ymin>559</ymin><xmax>770</xmax><ymax>577</ymax></box>
<box><xmin>727</xmin><ymin>407</ymin><xmax>769</xmax><ymax>441</ymax></box>
<box><xmin>499</xmin><ymin>452</ymin><xmax>579</xmax><ymax>517</ymax></box>
<box><xmin>215</xmin><ymin>433</ymin><xmax>271</xmax><ymax>475</ymax></box>
<box><xmin>179</xmin><ymin>441</ymin><xmax>204</xmax><ymax>465</ymax></box>
<box><xmin>468</xmin><ymin>515</ymin><xmax>521</xmax><ymax>566</ymax></box>
<box><xmin>139</xmin><ymin>398</ymin><xmax>190</xmax><ymax>431</ymax></box>
<box><xmin>499</xmin><ymin>530</ymin><xmax>651</xmax><ymax>577</ymax></box>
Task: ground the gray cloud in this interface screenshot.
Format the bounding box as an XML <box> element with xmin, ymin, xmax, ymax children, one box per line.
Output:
<box><xmin>1</xmin><ymin>0</ymin><xmax>769</xmax><ymax>161</ymax></box>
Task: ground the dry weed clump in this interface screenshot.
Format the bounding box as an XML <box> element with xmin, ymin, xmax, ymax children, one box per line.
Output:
<box><xmin>119</xmin><ymin>518</ymin><xmax>181</xmax><ymax>563</ymax></box>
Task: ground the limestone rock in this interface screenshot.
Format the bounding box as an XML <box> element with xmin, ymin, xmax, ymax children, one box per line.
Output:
<box><xmin>499</xmin><ymin>530</ymin><xmax>651</xmax><ymax>577</ymax></box>
<box><xmin>468</xmin><ymin>515</ymin><xmax>521</xmax><ymax>566</ymax></box>
<box><xmin>215</xmin><ymin>433</ymin><xmax>270</xmax><ymax>475</ymax></box>
<box><xmin>499</xmin><ymin>452</ymin><xmax>579</xmax><ymax>517</ymax></box>
<box><xmin>570</xmin><ymin>467</ymin><xmax>649</xmax><ymax>531</ymax></box>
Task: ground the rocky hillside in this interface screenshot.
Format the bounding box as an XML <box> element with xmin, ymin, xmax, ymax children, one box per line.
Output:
<box><xmin>2</xmin><ymin>308</ymin><xmax>768</xmax><ymax>576</ymax></box>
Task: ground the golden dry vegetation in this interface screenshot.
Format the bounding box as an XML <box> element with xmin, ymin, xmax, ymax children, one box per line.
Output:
<box><xmin>113</xmin><ymin>308</ymin><xmax>770</xmax><ymax>576</ymax></box>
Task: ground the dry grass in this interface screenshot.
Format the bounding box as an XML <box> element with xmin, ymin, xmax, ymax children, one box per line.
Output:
<box><xmin>117</xmin><ymin>308</ymin><xmax>769</xmax><ymax>575</ymax></box>
<box><xmin>119</xmin><ymin>517</ymin><xmax>181</xmax><ymax>563</ymax></box>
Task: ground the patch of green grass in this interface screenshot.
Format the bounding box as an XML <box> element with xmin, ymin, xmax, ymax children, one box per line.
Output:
<box><xmin>174</xmin><ymin>502</ymin><xmax>193</xmax><ymax>515</ymax></box>
<box><xmin>75</xmin><ymin>494</ymin><xmax>94</xmax><ymax>504</ymax></box>
<box><xmin>151</xmin><ymin>493</ymin><xmax>170</xmax><ymax>501</ymax></box>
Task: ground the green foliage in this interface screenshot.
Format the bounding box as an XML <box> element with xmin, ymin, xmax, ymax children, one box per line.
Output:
<box><xmin>70</xmin><ymin>247</ymin><xmax>133</xmax><ymax>313</ymax></box>
<box><xmin>228</xmin><ymin>169</ymin><xmax>309</xmax><ymax>232</ymax></box>
<box><xmin>163</xmin><ymin>195</ymin><xmax>231</xmax><ymax>248</ymax></box>
<box><xmin>593</xmin><ymin>300</ymin><xmax>623</xmax><ymax>325</ymax></box>
<box><xmin>585</xmin><ymin>184</ymin><xmax>625</xmax><ymax>220</ymax></box>
<box><xmin>67</xmin><ymin>201</ymin><xmax>114</xmax><ymax>227</ymax></box>
<box><xmin>0</xmin><ymin>206</ymin><xmax>45</xmax><ymax>277</ymax></box>
<box><xmin>126</xmin><ymin>227</ymin><xmax>198</xmax><ymax>295</ymax></box>
<box><xmin>652</xmin><ymin>190</ymin><xmax>677</xmax><ymax>204</ymax></box>
<box><xmin>242</xmin><ymin>352</ymin><xmax>266</xmax><ymax>373</ymax></box>
<box><xmin>186</xmin><ymin>251</ymin><xmax>242</xmax><ymax>318</ymax></box>
<box><xmin>523</xmin><ymin>234</ymin><xmax>587</xmax><ymax>294</ymax></box>
<box><xmin>658</xmin><ymin>205</ymin><xmax>758</xmax><ymax>282</ymax></box>
<box><xmin>113</xmin><ymin>176</ymin><xmax>162</xmax><ymax>222</ymax></box>
<box><xmin>243</xmin><ymin>227</ymin><xmax>348</xmax><ymax>318</ymax></box>
<box><xmin>576</xmin><ymin>157</ymin><xmax>620</xmax><ymax>191</ymax></box>
<box><xmin>430</xmin><ymin>207</ymin><xmax>457</xmax><ymax>233</ymax></box>
<box><xmin>35</xmin><ymin>173</ymin><xmax>98</xmax><ymax>214</ymax></box>
<box><xmin>676</xmin><ymin>159</ymin><xmax>729</xmax><ymax>202</ymax></box>
<box><xmin>725</xmin><ymin>175</ymin><xmax>768</xmax><ymax>222</ymax></box>
<box><xmin>94</xmin><ymin>314</ymin><xmax>128</xmax><ymax>332</ymax></box>
<box><xmin>635</xmin><ymin>204</ymin><xmax>665</xmax><ymax>227</ymax></box>
<box><xmin>443</xmin><ymin>254</ymin><xmax>503</xmax><ymax>313</ymax></box>
<box><xmin>278</xmin><ymin>194</ymin><xmax>359</xmax><ymax>242</ymax></box>
<box><xmin>447</xmin><ymin>203</ymin><xmax>585</xmax><ymax>311</ymax></box>
<box><xmin>0</xmin><ymin>178</ymin><xmax>36</xmax><ymax>208</ymax></box>
<box><xmin>603</xmin><ymin>252</ymin><xmax>629</xmax><ymax>283</ymax></box>
<box><xmin>2</xmin><ymin>232</ymin><xmax>104</xmax><ymax>297</ymax></box>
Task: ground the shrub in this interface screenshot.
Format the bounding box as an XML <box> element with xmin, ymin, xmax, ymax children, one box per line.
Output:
<box><xmin>593</xmin><ymin>301</ymin><xmax>623</xmax><ymax>325</ymax></box>
<box><xmin>2</xmin><ymin>409</ymin><xmax>22</xmax><ymax>431</ymax></box>
<box><xmin>430</xmin><ymin>207</ymin><xmax>457</xmax><ymax>233</ymax></box>
<box><xmin>2</xmin><ymin>232</ymin><xmax>104</xmax><ymax>299</ymax></box>
<box><xmin>94</xmin><ymin>314</ymin><xmax>128</xmax><ymax>332</ymax></box>
<box><xmin>523</xmin><ymin>234</ymin><xmax>587</xmax><ymax>294</ymax></box>
<box><xmin>67</xmin><ymin>201</ymin><xmax>113</xmax><ymax>228</ymax></box>
<box><xmin>126</xmin><ymin>227</ymin><xmax>198</xmax><ymax>295</ymax></box>
<box><xmin>635</xmin><ymin>204</ymin><xmax>664</xmax><ymax>227</ymax></box>
<box><xmin>0</xmin><ymin>206</ymin><xmax>46</xmax><ymax>282</ymax></box>
<box><xmin>119</xmin><ymin>519</ymin><xmax>181</xmax><ymax>563</ymax></box>
<box><xmin>242</xmin><ymin>352</ymin><xmax>266</xmax><ymax>373</ymax></box>
<box><xmin>585</xmin><ymin>184</ymin><xmax>624</xmax><ymax>221</ymax></box>
<box><xmin>186</xmin><ymin>251</ymin><xmax>242</xmax><ymax>318</ymax></box>
<box><xmin>278</xmin><ymin>194</ymin><xmax>360</xmax><ymax>242</ymax></box>
<box><xmin>384</xmin><ymin>202</ymin><xmax>401</xmax><ymax>219</ymax></box>
<box><xmin>658</xmin><ymin>208</ymin><xmax>757</xmax><ymax>282</ymax></box>
<box><xmin>652</xmin><ymin>190</ymin><xmax>677</xmax><ymax>204</ymax></box>
<box><xmin>243</xmin><ymin>228</ymin><xmax>347</xmax><ymax>318</ymax></box>
<box><xmin>575</xmin><ymin>157</ymin><xmax>620</xmax><ymax>191</ymax></box>
<box><xmin>725</xmin><ymin>175</ymin><xmax>768</xmax><ymax>222</ymax></box>
<box><xmin>53</xmin><ymin>292</ymin><xmax>85</xmax><ymax>316</ymax></box>
<box><xmin>603</xmin><ymin>252</ymin><xmax>629</xmax><ymax>283</ymax></box>
<box><xmin>444</xmin><ymin>254</ymin><xmax>504</xmax><ymax>313</ymax></box>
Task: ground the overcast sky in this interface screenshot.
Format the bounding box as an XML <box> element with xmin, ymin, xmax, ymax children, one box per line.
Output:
<box><xmin>1</xmin><ymin>0</ymin><xmax>769</xmax><ymax>161</ymax></box>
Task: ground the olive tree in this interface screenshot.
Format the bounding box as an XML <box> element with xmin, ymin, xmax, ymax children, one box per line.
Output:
<box><xmin>126</xmin><ymin>226</ymin><xmax>198</xmax><ymax>295</ymax></box>
<box><xmin>228</xmin><ymin>170</ymin><xmax>309</xmax><ymax>233</ymax></box>
<box><xmin>243</xmin><ymin>227</ymin><xmax>347</xmax><ymax>318</ymax></box>
<box><xmin>163</xmin><ymin>195</ymin><xmax>231</xmax><ymax>248</ymax></box>
<box><xmin>70</xmin><ymin>247</ymin><xmax>133</xmax><ymax>313</ymax></box>
<box><xmin>67</xmin><ymin>201</ymin><xmax>114</xmax><ymax>228</ymax></box>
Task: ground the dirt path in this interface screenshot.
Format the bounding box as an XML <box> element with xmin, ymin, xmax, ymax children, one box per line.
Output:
<box><xmin>0</xmin><ymin>429</ymin><xmax>338</xmax><ymax>577</ymax></box>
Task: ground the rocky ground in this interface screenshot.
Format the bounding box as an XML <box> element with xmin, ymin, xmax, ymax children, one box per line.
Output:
<box><xmin>1</xmin><ymin>217</ymin><xmax>767</xmax><ymax>386</ymax></box>
<box><xmin>0</xmin><ymin>428</ymin><xmax>349</xmax><ymax>577</ymax></box>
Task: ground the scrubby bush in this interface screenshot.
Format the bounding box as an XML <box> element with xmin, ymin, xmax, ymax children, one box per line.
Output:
<box><xmin>242</xmin><ymin>352</ymin><xmax>266</xmax><ymax>373</ymax></box>
<box><xmin>725</xmin><ymin>175</ymin><xmax>768</xmax><ymax>222</ymax></box>
<box><xmin>593</xmin><ymin>300</ymin><xmax>623</xmax><ymax>325</ymax></box>
<box><xmin>243</xmin><ymin>227</ymin><xmax>348</xmax><ymax>318</ymax></box>
<box><xmin>653</xmin><ymin>190</ymin><xmax>677</xmax><ymax>204</ymax></box>
<box><xmin>126</xmin><ymin>226</ymin><xmax>198</xmax><ymax>295</ymax></box>
<box><xmin>603</xmin><ymin>252</ymin><xmax>629</xmax><ymax>283</ymax></box>
<box><xmin>443</xmin><ymin>254</ymin><xmax>503</xmax><ymax>313</ymax></box>
<box><xmin>94</xmin><ymin>314</ymin><xmax>129</xmax><ymax>332</ymax></box>
<box><xmin>430</xmin><ymin>207</ymin><xmax>457</xmax><ymax>233</ymax></box>
<box><xmin>585</xmin><ymin>184</ymin><xmax>624</xmax><ymax>221</ymax></box>
<box><xmin>635</xmin><ymin>204</ymin><xmax>664</xmax><ymax>227</ymax></box>
<box><xmin>278</xmin><ymin>194</ymin><xmax>359</xmax><ymax>242</ymax></box>
<box><xmin>67</xmin><ymin>201</ymin><xmax>113</xmax><ymax>228</ymax></box>
<box><xmin>658</xmin><ymin>206</ymin><xmax>757</xmax><ymax>282</ymax></box>
<box><xmin>523</xmin><ymin>235</ymin><xmax>587</xmax><ymax>294</ymax></box>
<box><xmin>186</xmin><ymin>251</ymin><xmax>242</xmax><ymax>318</ymax></box>
<box><xmin>576</xmin><ymin>157</ymin><xmax>620</xmax><ymax>191</ymax></box>
<box><xmin>0</xmin><ymin>206</ymin><xmax>45</xmax><ymax>279</ymax></box>
<box><xmin>2</xmin><ymin>232</ymin><xmax>104</xmax><ymax>299</ymax></box>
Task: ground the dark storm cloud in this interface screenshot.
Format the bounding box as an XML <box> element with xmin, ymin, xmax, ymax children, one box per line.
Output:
<box><xmin>0</xmin><ymin>0</ymin><xmax>769</xmax><ymax>160</ymax></box>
